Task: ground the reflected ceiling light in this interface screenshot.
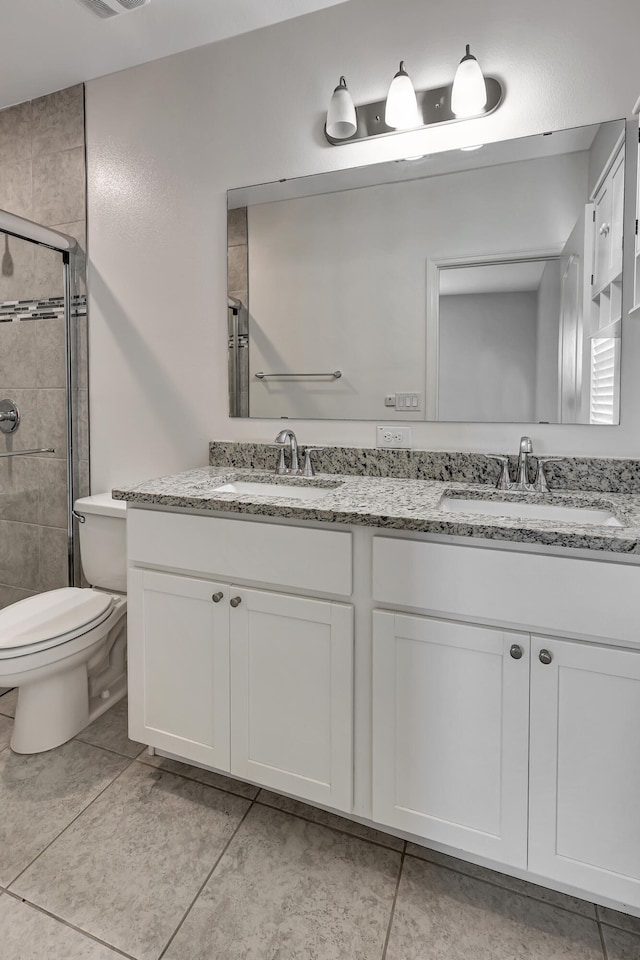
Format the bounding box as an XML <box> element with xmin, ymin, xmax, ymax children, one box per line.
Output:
<box><xmin>325</xmin><ymin>77</ymin><xmax>358</xmax><ymax>141</ymax></box>
<box><xmin>324</xmin><ymin>44</ymin><xmax>503</xmax><ymax>146</ymax></box>
<box><xmin>451</xmin><ymin>44</ymin><xmax>487</xmax><ymax>118</ymax></box>
<box><xmin>385</xmin><ymin>62</ymin><xmax>420</xmax><ymax>130</ymax></box>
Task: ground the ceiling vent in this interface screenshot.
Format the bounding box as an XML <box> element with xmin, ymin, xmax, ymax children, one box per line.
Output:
<box><xmin>73</xmin><ymin>0</ymin><xmax>150</xmax><ymax>18</ymax></box>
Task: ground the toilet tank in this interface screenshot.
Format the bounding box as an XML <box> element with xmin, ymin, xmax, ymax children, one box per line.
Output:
<box><xmin>75</xmin><ymin>493</ymin><xmax>127</xmax><ymax>593</ymax></box>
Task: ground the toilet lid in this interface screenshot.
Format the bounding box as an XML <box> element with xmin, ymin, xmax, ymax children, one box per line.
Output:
<box><xmin>0</xmin><ymin>588</ymin><xmax>114</xmax><ymax>650</ymax></box>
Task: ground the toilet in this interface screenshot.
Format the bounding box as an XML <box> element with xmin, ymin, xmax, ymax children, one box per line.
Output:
<box><xmin>0</xmin><ymin>493</ymin><xmax>127</xmax><ymax>754</ymax></box>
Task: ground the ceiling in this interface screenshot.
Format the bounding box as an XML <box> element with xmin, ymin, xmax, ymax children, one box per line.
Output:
<box><xmin>0</xmin><ymin>0</ymin><xmax>350</xmax><ymax>110</ymax></box>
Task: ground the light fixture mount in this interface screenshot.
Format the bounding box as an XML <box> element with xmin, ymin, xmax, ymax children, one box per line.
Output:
<box><xmin>324</xmin><ymin>75</ymin><xmax>503</xmax><ymax>146</ymax></box>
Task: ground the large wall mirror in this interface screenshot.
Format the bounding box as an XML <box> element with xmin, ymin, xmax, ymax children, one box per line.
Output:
<box><xmin>227</xmin><ymin>118</ymin><xmax>626</xmax><ymax>424</ymax></box>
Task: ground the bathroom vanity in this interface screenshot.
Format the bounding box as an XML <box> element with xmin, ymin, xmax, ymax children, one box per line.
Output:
<box><xmin>116</xmin><ymin>460</ymin><xmax>640</xmax><ymax>917</ymax></box>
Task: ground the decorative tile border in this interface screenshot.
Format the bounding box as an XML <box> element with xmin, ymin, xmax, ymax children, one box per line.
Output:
<box><xmin>0</xmin><ymin>294</ymin><xmax>87</xmax><ymax>322</ymax></box>
<box><xmin>209</xmin><ymin>441</ymin><xmax>640</xmax><ymax>494</ymax></box>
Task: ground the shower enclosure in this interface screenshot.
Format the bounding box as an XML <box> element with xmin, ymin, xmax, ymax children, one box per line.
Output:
<box><xmin>0</xmin><ymin>209</ymin><xmax>87</xmax><ymax>611</ymax></box>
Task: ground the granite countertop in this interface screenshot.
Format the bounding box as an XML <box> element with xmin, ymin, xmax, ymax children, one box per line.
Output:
<box><xmin>112</xmin><ymin>467</ymin><xmax>640</xmax><ymax>556</ymax></box>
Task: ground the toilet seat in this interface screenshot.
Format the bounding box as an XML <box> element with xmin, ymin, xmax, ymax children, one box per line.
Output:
<box><xmin>0</xmin><ymin>588</ymin><xmax>115</xmax><ymax>659</ymax></box>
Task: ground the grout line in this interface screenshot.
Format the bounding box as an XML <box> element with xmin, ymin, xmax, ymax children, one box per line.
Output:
<box><xmin>73</xmin><ymin>736</ymin><xmax>144</xmax><ymax>762</ymax></box>
<box><xmin>402</xmin><ymin>849</ymin><xmax>597</xmax><ymax>921</ymax></box>
<box><xmin>381</xmin><ymin>842</ymin><xmax>406</xmax><ymax>960</ymax></box>
<box><xmin>134</xmin><ymin>753</ymin><xmax>259</xmax><ymax>804</ymax></box>
<box><xmin>7</xmin><ymin>755</ymin><xmax>137</xmax><ymax>890</ymax></box>
<box><xmin>157</xmin><ymin>799</ymin><xmax>256</xmax><ymax>960</ymax></box>
<box><xmin>253</xmin><ymin>796</ymin><xmax>405</xmax><ymax>854</ymax></box>
<box><xmin>4</xmin><ymin>890</ymin><xmax>137</xmax><ymax>960</ymax></box>
<box><xmin>598</xmin><ymin>920</ymin><xmax>610</xmax><ymax>960</ymax></box>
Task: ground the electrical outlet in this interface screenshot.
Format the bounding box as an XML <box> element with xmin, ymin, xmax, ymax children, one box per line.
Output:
<box><xmin>376</xmin><ymin>425</ymin><xmax>412</xmax><ymax>448</ymax></box>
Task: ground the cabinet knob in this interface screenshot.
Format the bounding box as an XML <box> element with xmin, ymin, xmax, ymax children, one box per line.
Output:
<box><xmin>230</xmin><ymin>596</ymin><xmax>242</xmax><ymax>608</ymax></box>
<box><xmin>509</xmin><ymin>644</ymin><xmax>524</xmax><ymax>660</ymax></box>
<box><xmin>538</xmin><ymin>648</ymin><xmax>553</xmax><ymax>665</ymax></box>
<box><xmin>599</xmin><ymin>222</ymin><xmax>610</xmax><ymax>236</ymax></box>
<box><xmin>211</xmin><ymin>592</ymin><xmax>223</xmax><ymax>603</ymax></box>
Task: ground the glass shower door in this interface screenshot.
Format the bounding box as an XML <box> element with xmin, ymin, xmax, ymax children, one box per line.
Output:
<box><xmin>0</xmin><ymin>231</ymin><xmax>84</xmax><ymax>609</ymax></box>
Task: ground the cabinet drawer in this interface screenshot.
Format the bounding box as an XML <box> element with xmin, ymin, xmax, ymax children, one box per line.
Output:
<box><xmin>128</xmin><ymin>508</ymin><xmax>352</xmax><ymax>596</ymax></box>
<box><xmin>373</xmin><ymin>536</ymin><xmax>640</xmax><ymax>645</ymax></box>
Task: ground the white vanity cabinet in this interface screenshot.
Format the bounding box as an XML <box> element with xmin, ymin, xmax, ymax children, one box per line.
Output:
<box><xmin>529</xmin><ymin>636</ymin><xmax>640</xmax><ymax>907</ymax></box>
<box><xmin>127</xmin><ymin>507</ymin><xmax>354</xmax><ymax>811</ymax></box>
<box><xmin>372</xmin><ymin>611</ymin><xmax>530</xmax><ymax>867</ymax></box>
<box><xmin>128</xmin><ymin>569</ymin><xmax>231</xmax><ymax>770</ymax></box>
<box><xmin>372</xmin><ymin>535</ymin><xmax>640</xmax><ymax>910</ymax></box>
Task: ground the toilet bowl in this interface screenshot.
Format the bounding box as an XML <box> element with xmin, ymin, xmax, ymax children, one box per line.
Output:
<box><xmin>0</xmin><ymin>493</ymin><xmax>127</xmax><ymax>754</ymax></box>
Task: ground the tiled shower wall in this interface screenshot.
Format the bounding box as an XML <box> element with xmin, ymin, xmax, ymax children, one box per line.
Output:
<box><xmin>0</xmin><ymin>85</ymin><xmax>88</xmax><ymax>608</ymax></box>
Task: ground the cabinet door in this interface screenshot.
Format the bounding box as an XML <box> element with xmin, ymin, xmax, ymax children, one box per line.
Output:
<box><xmin>593</xmin><ymin>174</ymin><xmax>613</xmax><ymax>292</ymax></box>
<box><xmin>593</xmin><ymin>145</ymin><xmax>625</xmax><ymax>291</ymax></box>
<box><xmin>529</xmin><ymin>637</ymin><xmax>640</xmax><ymax>907</ymax></box>
<box><xmin>230</xmin><ymin>588</ymin><xmax>353</xmax><ymax>811</ymax></box>
<box><xmin>128</xmin><ymin>569</ymin><xmax>230</xmax><ymax>769</ymax></box>
<box><xmin>373</xmin><ymin>611</ymin><xmax>529</xmax><ymax>867</ymax></box>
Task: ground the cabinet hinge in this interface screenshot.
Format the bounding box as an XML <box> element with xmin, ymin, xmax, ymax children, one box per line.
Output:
<box><xmin>591</xmin><ymin>273</ymin><xmax>594</xmax><ymax>285</ymax></box>
<box><xmin>637</xmin><ymin>218</ymin><xmax>639</xmax><ymax>236</ymax></box>
<box><xmin>592</xmin><ymin>210</ymin><xmax>596</xmax><ymax>222</ymax></box>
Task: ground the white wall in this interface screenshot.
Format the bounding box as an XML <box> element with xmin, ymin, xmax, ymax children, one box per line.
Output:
<box><xmin>86</xmin><ymin>0</ymin><xmax>640</xmax><ymax>490</ymax></box>
<box><xmin>439</xmin><ymin>292</ymin><xmax>538</xmax><ymax>422</ymax></box>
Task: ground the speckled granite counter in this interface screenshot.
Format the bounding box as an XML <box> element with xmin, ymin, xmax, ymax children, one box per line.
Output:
<box><xmin>113</xmin><ymin>467</ymin><xmax>640</xmax><ymax>556</ymax></box>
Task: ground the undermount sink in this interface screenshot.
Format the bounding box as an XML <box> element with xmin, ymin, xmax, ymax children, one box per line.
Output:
<box><xmin>439</xmin><ymin>496</ymin><xmax>623</xmax><ymax>527</ymax></box>
<box><xmin>213</xmin><ymin>480</ymin><xmax>335</xmax><ymax>502</ymax></box>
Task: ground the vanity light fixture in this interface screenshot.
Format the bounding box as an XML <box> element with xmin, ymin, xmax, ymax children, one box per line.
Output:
<box><xmin>451</xmin><ymin>45</ymin><xmax>487</xmax><ymax>117</ymax></box>
<box><xmin>326</xmin><ymin>77</ymin><xmax>358</xmax><ymax>141</ymax></box>
<box><xmin>385</xmin><ymin>62</ymin><xmax>420</xmax><ymax>130</ymax></box>
<box><xmin>324</xmin><ymin>43</ymin><xmax>503</xmax><ymax>146</ymax></box>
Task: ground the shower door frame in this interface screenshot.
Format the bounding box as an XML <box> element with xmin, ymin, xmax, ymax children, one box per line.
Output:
<box><xmin>0</xmin><ymin>209</ymin><xmax>81</xmax><ymax>587</ymax></box>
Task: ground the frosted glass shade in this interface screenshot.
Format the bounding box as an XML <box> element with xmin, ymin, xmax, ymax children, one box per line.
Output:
<box><xmin>451</xmin><ymin>45</ymin><xmax>487</xmax><ymax>118</ymax></box>
<box><xmin>326</xmin><ymin>77</ymin><xmax>357</xmax><ymax>140</ymax></box>
<box><xmin>385</xmin><ymin>62</ymin><xmax>420</xmax><ymax>130</ymax></box>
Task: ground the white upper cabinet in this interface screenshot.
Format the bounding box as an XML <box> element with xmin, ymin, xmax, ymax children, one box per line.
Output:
<box><xmin>592</xmin><ymin>146</ymin><xmax>625</xmax><ymax>294</ymax></box>
<box><xmin>372</xmin><ymin>611</ymin><xmax>530</xmax><ymax>867</ymax></box>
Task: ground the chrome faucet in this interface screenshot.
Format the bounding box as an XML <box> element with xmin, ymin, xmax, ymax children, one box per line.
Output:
<box><xmin>274</xmin><ymin>429</ymin><xmax>301</xmax><ymax>475</ymax></box>
<box><xmin>488</xmin><ymin>437</ymin><xmax>560</xmax><ymax>494</ymax></box>
<box><xmin>514</xmin><ymin>436</ymin><xmax>534</xmax><ymax>491</ymax></box>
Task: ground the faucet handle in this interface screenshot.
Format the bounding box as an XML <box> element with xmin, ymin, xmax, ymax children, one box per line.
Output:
<box><xmin>487</xmin><ymin>454</ymin><xmax>512</xmax><ymax>490</ymax></box>
<box><xmin>302</xmin><ymin>447</ymin><xmax>325</xmax><ymax>478</ymax></box>
<box><xmin>267</xmin><ymin>442</ymin><xmax>288</xmax><ymax>476</ymax></box>
<box><xmin>534</xmin><ymin>456</ymin><xmax>562</xmax><ymax>494</ymax></box>
<box><xmin>519</xmin><ymin>436</ymin><xmax>533</xmax><ymax>454</ymax></box>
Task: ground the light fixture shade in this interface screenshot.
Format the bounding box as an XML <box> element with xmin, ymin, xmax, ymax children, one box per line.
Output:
<box><xmin>451</xmin><ymin>44</ymin><xmax>487</xmax><ymax>118</ymax></box>
<box><xmin>385</xmin><ymin>61</ymin><xmax>420</xmax><ymax>130</ymax></box>
<box><xmin>326</xmin><ymin>77</ymin><xmax>357</xmax><ymax>140</ymax></box>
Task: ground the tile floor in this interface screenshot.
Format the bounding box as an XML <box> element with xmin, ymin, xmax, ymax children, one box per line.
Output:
<box><xmin>0</xmin><ymin>687</ymin><xmax>639</xmax><ymax>960</ymax></box>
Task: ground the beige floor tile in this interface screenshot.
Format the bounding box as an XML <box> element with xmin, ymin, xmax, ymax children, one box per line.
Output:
<box><xmin>407</xmin><ymin>843</ymin><xmax>596</xmax><ymax>917</ymax></box>
<box><xmin>0</xmin><ymin>895</ymin><xmax>122</xmax><ymax>959</ymax></box>
<box><xmin>0</xmin><ymin>740</ymin><xmax>127</xmax><ymax>887</ymax></box>
<box><xmin>386</xmin><ymin>856</ymin><xmax>604</xmax><ymax>960</ymax></box>
<box><xmin>163</xmin><ymin>803</ymin><xmax>401</xmax><ymax>960</ymax></box>
<box><xmin>139</xmin><ymin>752</ymin><xmax>259</xmax><ymax>799</ymax></box>
<box><xmin>13</xmin><ymin>762</ymin><xmax>251</xmax><ymax>960</ymax></box>
<box><xmin>257</xmin><ymin>788</ymin><xmax>404</xmax><ymax>851</ymax></box>
<box><xmin>602</xmin><ymin>924</ymin><xmax>640</xmax><ymax>959</ymax></box>
<box><xmin>75</xmin><ymin>697</ymin><xmax>144</xmax><ymax>759</ymax></box>
<box><xmin>0</xmin><ymin>688</ymin><xmax>17</xmax><ymax>718</ymax></box>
